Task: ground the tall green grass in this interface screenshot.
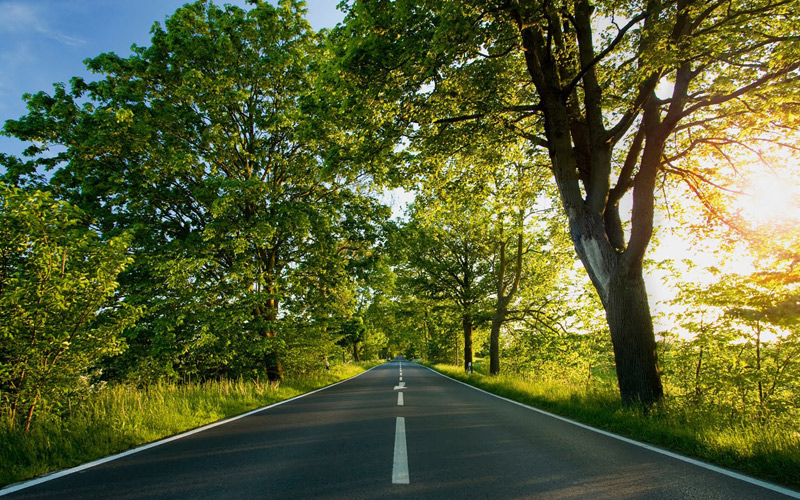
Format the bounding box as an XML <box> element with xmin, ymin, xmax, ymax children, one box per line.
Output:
<box><xmin>0</xmin><ymin>363</ymin><xmax>376</xmax><ymax>488</ymax></box>
<box><xmin>432</xmin><ymin>361</ymin><xmax>800</xmax><ymax>491</ymax></box>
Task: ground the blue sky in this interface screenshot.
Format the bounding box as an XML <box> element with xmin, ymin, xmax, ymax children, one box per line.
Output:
<box><xmin>0</xmin><ymin>0</ymin><xmax>345</xmax><ymax>159</ymax></box>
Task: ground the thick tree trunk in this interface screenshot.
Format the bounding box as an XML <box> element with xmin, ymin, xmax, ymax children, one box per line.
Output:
<box><xmin>570</xmin><ymin>218</ymin><xmax>664</xmax><ymax>405</ymax></box>
<box><xmin>604</xmin><ymin>267</ymin><xmax>663</xmax><ymax>405</ymax></box>
<box><xmin>511</xmin><ymin>1</ymin><xmax>685</xmax><ymax>406</ymax></box>
<box><xmin>353</xmin><ymin>342</ymin><xmax>360</xmax><ymax>362</ymax></box>
<box><xmin>489</xmin><ymin>305</ymin><xmax>506</xmax><ymax>375</ymax></box>
<box><xmin>462</xmin><ymin>313</ymin><xmax>473</xmax><ymax>372</ymax></box>
<box><xmin>263</xmin><ymin>294</ymin><xmax>283</xmax><ymax>382</ymax></box>
<box><xmin>264</xmin><ymin>347</ymin><xmax>283</xmax><ymax>382</ymax></box>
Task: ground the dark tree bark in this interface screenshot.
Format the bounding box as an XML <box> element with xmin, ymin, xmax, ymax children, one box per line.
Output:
<box><xmin>463</xmin><ymin>313</ymin><xmax>473</xmax><ymax>372</ymax></box>
<box><xmin>262</xmin><ymin>291</ymin><xmax>283</xmax><ymax>382</ymax></box>
<box><xmin>489</xmin><ymin>310</ymin><xmax>504</xmax><ymax>375</ymax></box>
<box><xmin>509</xmin><ymin>1</ymin><xmax>669</xmax><ymax>404</ymax></box>
<box><xmin>263</xmin><ymin>353</ymin><xmax>282</xmax><ymax>381</ymax></box>
<box><xmin>605</xmin><ymin>266</ymin><xmax>663</xmax><ymax>404</ymax></box>
<box><xmin>489</xmin><ymin>215</ymin><xmax>524</xmax><ymax>375</ymax></box>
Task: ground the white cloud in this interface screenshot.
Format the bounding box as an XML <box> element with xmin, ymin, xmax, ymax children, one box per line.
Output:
<box><xmin>0</xmin><ymin>2</ymin><xmax>38</xmax><ymax>30</ymax></box>
<box><xmin>0</xmin><ymin>2</ymin><xmax>85</xmax><ymax>46</ymax></box>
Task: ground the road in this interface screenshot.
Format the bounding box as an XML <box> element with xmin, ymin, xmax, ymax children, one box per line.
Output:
<box><xmin>2</xmin><ymin>358</ymin><xmax>797</xmax><ymax>499</ymax></box>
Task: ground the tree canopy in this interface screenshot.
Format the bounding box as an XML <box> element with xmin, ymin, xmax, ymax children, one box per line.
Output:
<box><xmin>1</xmin><ymin>0</ymin><xmax>799</xmax><ymax>426</ymax></box>
<box><xmin>334</xmin><ymin>0</ymin><xmax>800</xmax><ymax>404</ymax></box>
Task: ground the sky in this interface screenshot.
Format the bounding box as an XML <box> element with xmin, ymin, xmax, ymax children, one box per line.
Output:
<box><xmin>0</xmin><ymin>0</ymin><xmax>346</xmax><ymax>159</ymax></box>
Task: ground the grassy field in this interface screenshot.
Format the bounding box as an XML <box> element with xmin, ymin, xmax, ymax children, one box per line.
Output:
<box><xmin>431</xmin><ymin>361</ymin><xmax>800</xmax><ymax>491</ymax></box>
<box><xmin>0</xmin><ymin>362</ymin><xmax>378</xmax><ymax>488</ymax></box>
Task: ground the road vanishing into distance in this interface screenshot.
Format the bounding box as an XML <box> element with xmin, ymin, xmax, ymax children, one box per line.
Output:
<box><xmin>3</xmin><ymin>358</ymin><xmax>798</xmax><ymax>499</ymax></box>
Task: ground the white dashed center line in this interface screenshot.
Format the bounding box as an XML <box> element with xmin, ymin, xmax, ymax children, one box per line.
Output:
<box><xmin>392</xmin><ymin>417</ymin><xmax>409</xmax><ymax>484</ymax></box>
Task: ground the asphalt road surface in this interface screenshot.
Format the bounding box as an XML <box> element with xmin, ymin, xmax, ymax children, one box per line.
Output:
<box><xmin>2</xmin><ymin>358</ymin><xmax>797</xmax><ymax>499</ymax></box>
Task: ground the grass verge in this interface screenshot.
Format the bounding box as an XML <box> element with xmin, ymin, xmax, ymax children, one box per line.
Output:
<box><xmin>429</xmin><ymin>362</ymin><xmax>800</xmax><ymax>491</ymax></box>
<box><xmin>0</xmin><ymin>362</ymin><xmax>379</xmax><ymax>488</ymax></box>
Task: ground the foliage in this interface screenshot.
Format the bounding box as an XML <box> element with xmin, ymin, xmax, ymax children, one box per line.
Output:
<box><xmin>335</xmin><ymin>316</ymin><xmax>367</xmax><ymax>362</ymax></box>
<box><xmin>503</xmin><ymin>304</ymin><xmax>614</xmax><ymax>384</ymax></box>
<box><xmin>0</xmin><ymin>184</ymin><xmax>139</xmax><ymax>431</ymax></box>
<box><xmin>362</xmin><ymin>289</ymin><xmax>462</xmax><ymax>362</ymax></box>
<box><xmin>334</xmin><ymin>0</ymin><xmax>800</xmax><ymax>404</ymax></box>
<box><xmin>661</xmin><ymin>269</ymin><xmax>800</xmax><ymax>425</ymax></box>
<box><xmin>1</xmin><ymin>0</ymin><xmax>390</xmax><ymax>383</ymax></box>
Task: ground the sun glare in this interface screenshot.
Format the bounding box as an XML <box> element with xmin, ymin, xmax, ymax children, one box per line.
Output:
<box><xmin>735</xmin><ymin>173</ymin><xmax>800</xmax><ymax>226</ymax></box>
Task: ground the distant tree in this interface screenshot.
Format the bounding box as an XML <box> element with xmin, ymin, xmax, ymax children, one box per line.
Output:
<box><xmin>336</xmin><ymin>317</ymin><xmax>367</xmax><ymax>362</ymax></box>
<box><xmin>481</xmin><ymin>159</ymin><xmax>574</xmax><ymax>376</ymax></box>
<box><xmin>396</xmin><ymin>198</ymin><xmax>494</xmax><ymax>372</ymax></box>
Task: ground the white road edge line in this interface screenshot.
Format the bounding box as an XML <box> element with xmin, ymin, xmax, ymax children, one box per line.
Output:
<box><xmin>0</xmin><ymin>364</ymin><xmax>383</xmax><ymax>497</ymax></box>
<box><xmin>397</xmin><ymin>392</ymin><xmax>404</xmax><ymax>406</ymax></box>
<box><xmin>392</xmin><ymin>417</ymin><xmax>410</xmax><ymax>484</ymax></box>
<box><xmin>424</xmin><ymin>365</ymin><xmax>800</xmax><ymax>499</ymax></box>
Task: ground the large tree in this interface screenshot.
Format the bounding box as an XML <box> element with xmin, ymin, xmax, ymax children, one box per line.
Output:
<box><xmin>2</xmin><ymin>0</ymin><xmax>388</xmax><ymax>381</ymax></box>
<box><xmin>335</xmin><ymin>0</ymin><xmax>800</xmax><ymax>404</ymax></box>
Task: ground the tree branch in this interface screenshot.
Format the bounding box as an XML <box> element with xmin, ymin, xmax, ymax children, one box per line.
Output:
<box><xmin>682</xmin><ymin>61</ymin><xmax>800</xmax><ymax>118</ymax></box>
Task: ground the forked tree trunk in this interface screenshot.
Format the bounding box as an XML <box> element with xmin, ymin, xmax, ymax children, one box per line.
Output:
<box><xmin>489</xmin><ymin>220</ymin><xmax>523</xmax><ymax>376</ymax></box>
<box><xmin>512</xmin><ymin>2</ymin><xmax>667</xmax><ymax>406</ymax></box>
<box><xmin>463</xmin><ymin>313</ymin><xmax>473</xmax><ymax>372</ymax></box>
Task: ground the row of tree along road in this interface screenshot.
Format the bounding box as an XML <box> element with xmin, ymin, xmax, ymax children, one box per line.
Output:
<box><xmin>2</xmin><ymin>0</ymin><xmax>800</xmax><ymax>435</ymax></box>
